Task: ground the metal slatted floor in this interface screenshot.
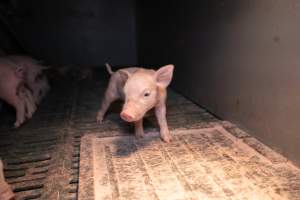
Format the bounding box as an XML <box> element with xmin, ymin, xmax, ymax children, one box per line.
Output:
<box><xmin>0</xmin><ymin>68</ymin><xmax>218</xmax><ymax>200</ymax></box>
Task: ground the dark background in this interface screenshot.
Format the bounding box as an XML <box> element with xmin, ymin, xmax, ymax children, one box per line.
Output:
<box><xmin>0</xmin><ymin>0</ymin><xmax>137</xmax><ymax>65</ymax></box>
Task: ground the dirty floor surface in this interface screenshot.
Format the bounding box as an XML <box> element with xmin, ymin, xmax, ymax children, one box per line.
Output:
<box><xmin>79</xmin><ymin>126</ymin><xmax>300</xmax><ymax>200</ymax></box>
<box><xmin>0</xmin><ymin>68</ymin><xmax>300</xmax><ymax>200</ymax></box>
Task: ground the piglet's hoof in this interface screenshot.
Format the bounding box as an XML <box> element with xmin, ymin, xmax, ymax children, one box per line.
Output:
<box><xmin>135</xmin><ymin>132</ymin><xmax>144</xmax><ymax>139</ymax></box>
<box><xmin>96</xmin><ymin>114</ymin><xmax>103</xmax><ymax>124</ymax></box>
<box><xmin>161</xmin><ymin>133</ymin><xmax>172</xmax><ymax>143</ymax></box>
<box><xmin>13</xmin><ymin>122</ymin><xmax>21</xmax><ymax>128</ymax></box>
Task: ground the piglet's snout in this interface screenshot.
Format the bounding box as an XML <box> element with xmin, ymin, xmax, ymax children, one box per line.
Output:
<box><xmin>120</xmin><ymin>111</ymin><xmax>134</xmax><ymax>122</ymax></box>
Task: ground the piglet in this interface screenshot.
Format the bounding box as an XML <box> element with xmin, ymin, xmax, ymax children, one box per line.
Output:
<box><xmin>5</xmin><ymin>55</ymin><xmax>50</xmax><ymax>105</ymax></box>
<box><xmin>0</xmin><ymin>160</ymin><xmax>15</xmax><ymax>200</ymax></box>
<box><xmin>97</xmin><ymin>63</ymin><xmax>174</xmax><ymax>143</ymax></box>
<box><xmin>0</xmin><ymin>60</ymin><xmax>36</xmax><ymax>127</ymax></box>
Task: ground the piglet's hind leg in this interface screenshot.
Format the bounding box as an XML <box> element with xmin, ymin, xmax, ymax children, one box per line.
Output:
<box><xmin>96</xmin><ymin>82</ymin><xmax>119</xmax><ymax>123</ymax></box>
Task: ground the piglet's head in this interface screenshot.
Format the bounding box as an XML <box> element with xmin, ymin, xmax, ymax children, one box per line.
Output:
<box><xmin>120</xmin><ymin>64</ymin><xmax>174</xmax><ymax>122</ymax></box>
<box><xmin>33</xmin><ymin>76</ymin><xmax>50</xmax><ymax>104</ymax></box>
<box><xmin>31</xmin><ymin>64</ymin><xmax>50</xmax><ymax>104</ymax></box>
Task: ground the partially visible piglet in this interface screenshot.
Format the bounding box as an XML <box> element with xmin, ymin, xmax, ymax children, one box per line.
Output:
<box><xmin>0</xmin><ymin>58</ymin><xmax>37</xmax><ymax>119</ymax></box>
<box><xmin>0</xmin><ymin>160</ymin><xmax>15</xmax><ymax>200</ymax></box>
<box><xmin>97</xmin><ymin>63</ymin><xmax>174</xmax><ymax>142</ymax></box>
<box><xmin>0</xmin><ymin>61</ymin><xmax>35</xmax><ymax>127</ymax></box>
<box><xmin>5</xmin><ymin>55</ymin><xmax>50</xmax><ymax>104</ymax></box>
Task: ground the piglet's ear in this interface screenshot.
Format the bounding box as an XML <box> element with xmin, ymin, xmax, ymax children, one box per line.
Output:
<box><xmin>155</xmin><ymin>64</ymin><xmax>174</xmax><ymax>88</ymax></box>
<box><xmin>119</xmin><ymin>69</ymin><xmax>131</xmax><ymax>81</ymax></box>
<box><xmin>15</xmin><ymin>66</ymin><xmax>25</xmax><ymax>79</ymax></box>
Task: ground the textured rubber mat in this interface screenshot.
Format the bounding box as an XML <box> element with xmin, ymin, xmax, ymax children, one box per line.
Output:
<box><xmin>79</xmin><ymin>126</ymin><xmax>300</xmax><ymax>200</ymax></box>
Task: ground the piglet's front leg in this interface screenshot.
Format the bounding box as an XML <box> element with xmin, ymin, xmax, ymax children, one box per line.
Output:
<box><xmin>134</xmin><ymin>119</ymin><xmax>144</xmax><ymax>138</ymax></box>
<box><xmin>155</xmin><ymin>103</ymin><xmax>172</xmax><ymax>143</ymax></box>
<box><xmin>13</xmin><ymin>98</ymin><xmax>26</xmax><ymax>128</ymax></box>
<box><xmin>18</xmin><ymin>87</ymin><xmax>36</xmax><ymax>119</ymax></box>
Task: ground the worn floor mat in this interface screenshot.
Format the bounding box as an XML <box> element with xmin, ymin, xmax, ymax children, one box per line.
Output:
<box><xmin>79</xmin><ymin>126</ymin><xmax>300</xmax><ymax>200</ymax></box>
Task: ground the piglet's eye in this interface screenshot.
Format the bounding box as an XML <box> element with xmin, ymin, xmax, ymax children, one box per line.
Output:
<box><xmin>144</xmin><ymin>92</ymin><xmax>150</xmax><ymax>97</ymax></box>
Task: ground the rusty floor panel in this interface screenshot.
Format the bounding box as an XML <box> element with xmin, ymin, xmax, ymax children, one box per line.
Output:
<box><xmin>79</xmin><ymin>126</ymin><xmax>300</xmax><ymax>200</ymax></box>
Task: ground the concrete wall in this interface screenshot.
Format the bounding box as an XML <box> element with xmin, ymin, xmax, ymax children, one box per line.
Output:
<box><xmin>10</xmin><ymin>0</ymin><xmax>137</xmax><ymax>65</ymax></box>
<box><xmin>137</xmin><ymin>0</ymin><xmax>300</xmax><ymax>165</ymax></box>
